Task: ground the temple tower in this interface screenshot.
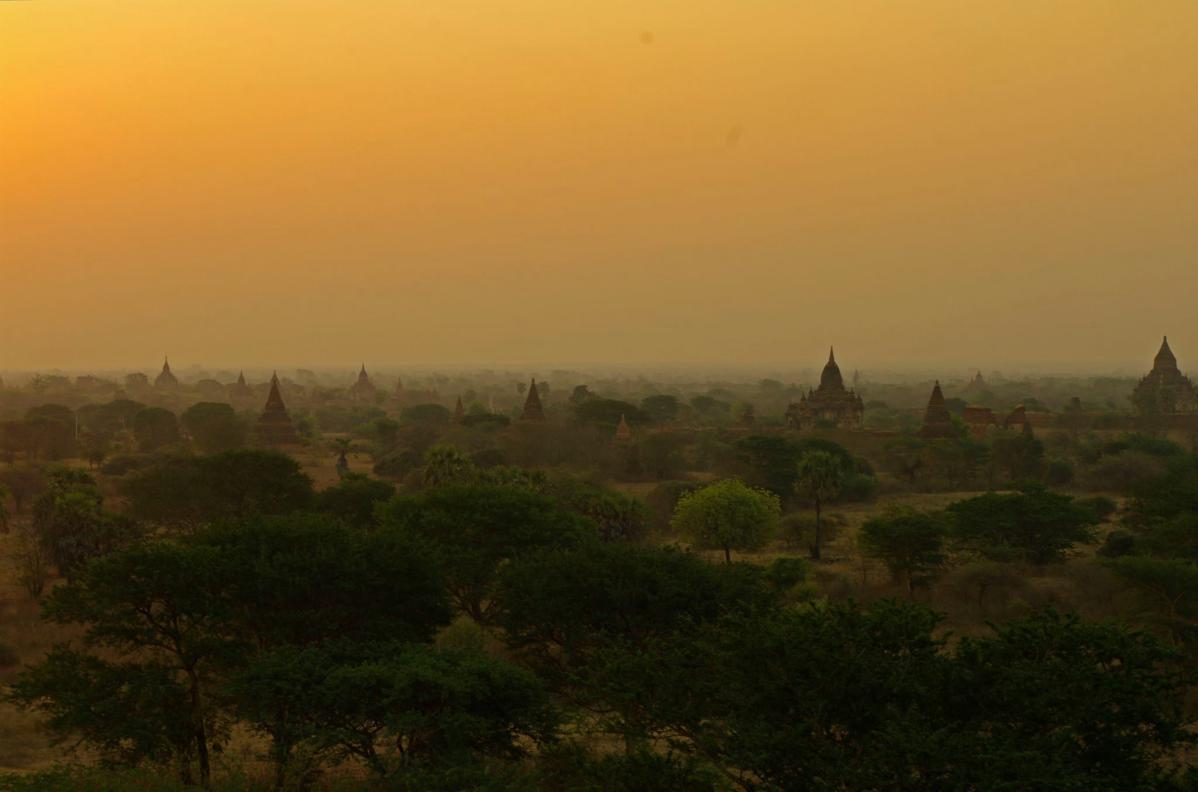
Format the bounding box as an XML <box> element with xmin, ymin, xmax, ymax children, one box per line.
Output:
<box><xmin>350</xmin><ymin>364</ymin><xmax>376</xmax><ymax>401</ymax></box>
<box><xmin>521</xmin><ymin>378</ymin><xmax>546</xmax><ymax>421</ymax></box>
<box><xmin>155</xmin><ymin>357</ymin><xmax>179</xmax><ymax>388</ymax></box>
<box><xmin>918</xmin><ymin>381</ymin><xmax>958</xmax><ymax>439</ymax></box>
<box><xmin>256</xmin><ymin>372</ymin><xmax>302</xmax><ymax>446</ymax></box>
<box><xmin>1132</xmin><ymin>336</ymin><xmax>1197</xmax><ymax>416</ymax></box>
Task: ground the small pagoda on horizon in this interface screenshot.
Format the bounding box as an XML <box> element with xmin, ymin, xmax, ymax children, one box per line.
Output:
<box><xmin>155</xmin><ymin>357</ymin><xmax>179</xmax><ymax>388</ymax></box>
<box><xmin>918</xmin><ymin>381</ymin><xmax>958</xmax><ymax>439</ymax></box>
<box><xmin>521</xmin><ymin>379</ymin><xmax>546</xmax><ymax>421</ymax></box>
<box><xmin>349</xmin><ymin>364</ymin><xmax>376</xmax><ymax>401</ymax></box>
<box><xmin>256</xmin><ymin>372</ymin><xmax>302</xmax><ymax>446</ymax></box>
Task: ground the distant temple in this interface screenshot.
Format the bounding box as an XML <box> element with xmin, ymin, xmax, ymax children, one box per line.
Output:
<box><xmin>155</xmin><ymin>357</ymin><xmax>178</xmax><ymax>388</ymax></box>
<box><xmin>1132</xmin><ymin>337</ymin><xmax>1196</xmax><ymax>416</ymax></box>
<box><xmin>521</xmin><ymin>378</ymin><xmax>546</xmax><ymax>421</ymax></box>
<box><xmin>453</xmin><ymin>396</ymin><xmax>465</xmax><ymax>423</ymax></box>
<box><xmin>230</xmin><ymin>371</ymin><xmax>252</xmax><ymax>400</ymax></box>
<box><xmin>786</xmin><ymin>348</ymin><xmax>864</xmax><ymax>430</ymax></box>
<box><xmin>964</xmin><ymin>370</ymin><xmax>986</xmax><ymax>392</ymax></box>
<box><xmin>614</xmin><ymin>413</ymin><xmax>632</xmax><ymax>443</ymax></box>
<box><xmin>349</xmin><ymin>364</ymin><xmax>376</xmax><ymax>401</ymax></box>
<box><xmin>256</xmin><ymin>373</ymin><xmax>302</xmax><ymax>446</ymax></box>
<box><xmin>918</xmin><ymin>381</ymin><xmax>958</xmax><ymax>439</ymax></box>
<box><xmin>962</xmin><ymin>405</ymin><xmax>998</xmax><ymax>439</ymax></box>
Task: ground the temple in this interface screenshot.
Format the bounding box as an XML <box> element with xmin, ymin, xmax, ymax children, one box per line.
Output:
<box><xmin>614</xmin><ymin>413</ymin><xmax>632</xmax><ymax>443</ymax></box>
<box><xmin>453</xmin><ymin>396</ymin><xmax>465</xmax><ymax>423</ymax></box>
<box><xmin>349</xmin><ymin>364</ymin><xmax>376</xmax><ymax>401</ymax></box>
<box><xmin>256</xmin><ymin>373</ymin><xmax>302</xmax><ymax>446</ymax></box>
<box><xmin>1132</xmin><ymin>337</ymin><xmax>1196</xmax><ymax>416</ymax></box>
<box><xmin>521</xmin><ymin>378</ymin><xmax>546</xmax><ymax>421</ymax></box>
<box><xmin>230</xmin><ymin>371</ymin><xmax>252</xmax><ymax>400</ymax></box>
<box><xmin>786</xmin><ymin>348</ymin><xmax>864</xmax><ymax>430</ymax></box>
<box><xmin>155</xmin><ymin>357</ymin><xmax>178</xmax><ymax>388</ymax></box>
<box><xmin>918</xmin><ymin>381</ymin><xmax>958</xmax><ymax>439</ymax></box>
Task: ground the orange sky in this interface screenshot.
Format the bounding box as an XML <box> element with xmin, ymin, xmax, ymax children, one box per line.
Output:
<box><xmin>2</xmin><ymin>1</ymin><xmax>1196</xmax><ymax>373</ymax></box>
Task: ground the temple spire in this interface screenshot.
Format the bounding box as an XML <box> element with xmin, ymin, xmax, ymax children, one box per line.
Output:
<box><xmin>521</xmin><ymin>378</ymin><xmax>545</xmax><ymax>421</ymax></box>
<box><xmin>1155</xmin><ymin>336</ymin><xmax>1178</xmax><ymax>370</ymax></box>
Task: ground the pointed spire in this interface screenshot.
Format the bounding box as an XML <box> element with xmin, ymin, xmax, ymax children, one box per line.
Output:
<box><xmin>237</xmin><ymin>370</ymin><xmax>247</xmax><ymax>386</ymax></box>
<box><xmin>521</xmin><ymin>378</ymin><xmax>545</xmax><ymax>421</ymax></box>
<box><xmin>453</xmin><ymin>396</ymin><xmax>465</xmax><ymax>423</ymax></box>
<box><xmin>1155</xmin><ymin>336</ymin><xmax>1178</xmax><ymax>370</ymax></box>
<box><xmin>828</xmin><ymin>346</ymin><xmax>836</xmax><ymax>365</ymax></box>
<box><xmin>615</xmin><ymin>413</ymin><xmax>632</xmax><ymax>442</ymax></box>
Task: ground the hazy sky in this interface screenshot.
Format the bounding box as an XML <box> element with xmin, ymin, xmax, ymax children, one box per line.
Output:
<box><xmin>2</xmin><ymin>1</ymin><xmax>1196</xmax><ymax>373</ymax></box>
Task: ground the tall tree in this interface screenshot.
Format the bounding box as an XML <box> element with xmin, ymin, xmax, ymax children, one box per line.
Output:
<box><xmin>794</xmin><ymin>450</ymin><xmax>845</xmax><ymax>560</ymax></box>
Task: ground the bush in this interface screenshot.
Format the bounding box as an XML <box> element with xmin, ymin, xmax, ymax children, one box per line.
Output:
<box><xmin>1044</xmin><ymin>458</ymin><xmax>1075</xmax><ymax>487</ymax></box>
<box><xmin>1097</xmin><ymin>530</ymin><xmax>1136</xmax><ymax>558</ymax></box>
<box><xmin>780</xmin><ymin>512</ymin><xmax>844</xmax><ymax>552</ymax></box>
<box><xmin>1077</xmin><ymin>495</ymin><xmax>1118</xmax><ymax>521</ymax></box>
<box><xmin>0</xmin><ymin>644</ymin><xmax>19</xmax><ymax>668</ymax></box>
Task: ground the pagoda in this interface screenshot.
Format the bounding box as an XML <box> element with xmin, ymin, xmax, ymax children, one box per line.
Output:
<box><xmin>256</xmin><ymin>373</ymin><xmax>302</xmax><ymax>446</ymax></box>
<box><xmin>785</xmin><ymin>348</ymin><xmax>864</xmax><ymax>430</ymax></box>
<box><xmin>1132</xmin><ymin>337</ymin><xmax>1197</xmax><ymax>416</ymax></box>
<box><xmin>349</xmin><ymin>364</ymin><xmax>376</xmax><ymax>401</ymax></box>
<box><xmin>230</xmin><ymin>371</ymin><xmax>252</xmax><ymax>400</ymax></box>
<box><xmin>521</xmin><ymin>379</ymin><xmax>546</xmax><ymax>421</ymax></box>
<box><xmin>155</xmin><ymin>357</ymin><xmax>179</xmax><ymax>388</ymax></box>
<box><xmin>453</xmin><ymin>396</ymin><xmax>465</xmax><ymax>423</ymax></box>
<box><xmin>614</xmin><ymin>413</ymin><xmax>633</xmax><ymax>444</ymax></box>
<box><xmin>918</xmin><ymin>381</ymin><xmax>958</xmax><ymax>439</ymax></box>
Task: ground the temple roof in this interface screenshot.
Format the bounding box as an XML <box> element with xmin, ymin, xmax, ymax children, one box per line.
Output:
<box><xmin>522</xmin><ymin>378</ymin><xmax>545</xmax><ymax>421</ymax></box>
<box><xmin>264</xmin><ymin>372</ymin><xmax>287</xmax><ymax>412</ymax></box>
<box><xmin>1155</xmin><ymin>336</ymin><xmax>1178</xmax><ymax>370</ymax></box>
<box><xmin>818</xmin><ymin>347</ymin><xmax>845</xmax><ymax>391</ymax></box>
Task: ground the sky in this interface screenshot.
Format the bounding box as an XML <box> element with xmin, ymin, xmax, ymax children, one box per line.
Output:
<box><xmin>1</xmin><ymin>1</ymin><xmax>1196</xmax><ymax>374</ymax></box>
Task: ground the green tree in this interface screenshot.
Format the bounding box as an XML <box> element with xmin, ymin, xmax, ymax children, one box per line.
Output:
<box><xmin>32</xmin><ymin>468</ymin><xmax>140</xmax><ymax>579</ymax></box>
<box><xmin>12</xmin><ymin>541</ymin><xmax>236</xmax><ymax>787</ymax></box>
<box><xmin>314</xmin><ymin>473</ymin><xmax>395</xmax><ymax>529</ymax></box>
<box><xmin>948</xmin><ymin>487</ymin><xmax>1098</xmax><ymax>564</ymax></box>
<box><xmin>860</xmin><ymin>507</ymin><xmax>949</xmax><ymax>595</ymax></box>
<box><xmin>121</xmin><ymin>450</ymin><xmax>313</xmax><ymax>530</ymax></box>
<box><xmin>132</xmin><ymin>407</ymin><xmax>181</xmax><ymax>452</ymax></box>
<box><xmin>640</xmin><ymin>395</ymin><xmax>681</xmax><ymax>424</ymax></box>
<box><xmin>0</xmin><ymin>463</ymin><xmax>46</xmax><ymax>513</ymax></box>
<box><xmin>378</xmin><ymin>484</ymin><xmax>588</xmax><ymax>622</ymax></box>
<box><xmin>422</xmin><ymin>445</ymin><xmax>478</xmax><ymax>488</ymax></box>
<box><xmin>180</xmin><ymin>402</ymin><xmax>246</xmax><ymax>454</ymax></box>
<box><xmin>671</xmin><ymin>478</ymin><xmax>780</xmax><ymax>564</ymax></box>
<box><xmin>794</xmin><ymin>450</ymin><xmax>845</xmax><ymax>560</ymax></box>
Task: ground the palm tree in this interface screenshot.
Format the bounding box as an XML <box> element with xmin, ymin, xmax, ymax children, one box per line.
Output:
<box><xmin>795</xmin><ymin>450</ymin><xmax>844</xmax><ymax>561</ymax></box>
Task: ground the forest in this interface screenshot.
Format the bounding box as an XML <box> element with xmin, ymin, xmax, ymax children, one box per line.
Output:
<box><xmin>0</xmin><ymin>365</ymin><xmax>1195</xmax><ymax>790</ymax></box>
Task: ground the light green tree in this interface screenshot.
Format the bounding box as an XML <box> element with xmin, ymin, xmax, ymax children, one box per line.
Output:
<box><xmin>671</xmin><ymin>479</ymin><xmax>780</xmax><ymax>564</ymax></box>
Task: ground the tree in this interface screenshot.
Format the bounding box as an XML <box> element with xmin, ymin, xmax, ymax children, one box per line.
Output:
<box><xmin>314</xmin><ymin>473</ymin><xmax>395</xmax><ymax>529</ymax></box>
<box><xmin>546</xmin><ymin>477</ymin><xmax>647</xmax><ymax>543</ymax></box>
<box><xmin>121</xmin><ymin>450</ymin><xmax>314</xmax><ymax>530</ymax></box>
<box><xmin>497</xmin><ymin>542</ymin><xmax>774</xmax><ymax>678</ymax></box>
<box><xmin>32</xmin><ymin>468</ymin><xmax>140</xmax><ymax>579</ymax></box>
<box><xmin>422</xmin><ymin>445</ymin><xmax>478</xmax><ymax>488</ymax></box>
<box><xmin>671</xmin><ymin>479</ymin><xmax>780</xmax><ymax>564</ymax></box>
<box><xmin>794</xmin><ymin>450</ymin><xmax>844</xmax><ymax>560</ymax></box>
<box><xmin>132</xmin><ymin>407</ymin><xmax>181</xmax><ymax>452</ymax></box>
<box><xmin>0</xmin><ymin>463</ymin><xmax>46</xmax><ymax>514</ymax></box>
<box><xmin>574</xmin><ymin>399</ymin><xmax>646</xmax><ymax>428</ymax></box>
<box><xmin>640</xmin><ymin>395</ymin><xmax>681</xmax><ymax>424</ymax></box>
<box><xmin>13</xmin><ymin>541</ymin><xmax>237</xmax><ymax>786</ymax></box>
<box><xmin>400</xmin><ymin>403</ymin><xmax>452</xmax><ymax>425</ymax></box>
<box><xmin>859</xmin><ymin>508</ymin><xmax>949</xmax><ymax>595</ymax></box>
<box><xmin>377</xmin><ymin>484</ymin><xmax>588</xmax><ymax>622</ymax></box>
<box><xmin>181</xmin><ymin>402</ymin><xmax>246</xmax><ymax>454</ymax></box>
<box><xmin>239</xmin><ymin>644</ymin><xmax>555</xmax><ymax>779</ymax></box>
<box><xmin>1106</xmin><ymin>556</ymin><xmax>1198</xmax><ymax>648</ymax></box>
<box><xmin>948</xmin><ymin>486</ymin><xmax>1098</xmax><ymax>564</ymax></box>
